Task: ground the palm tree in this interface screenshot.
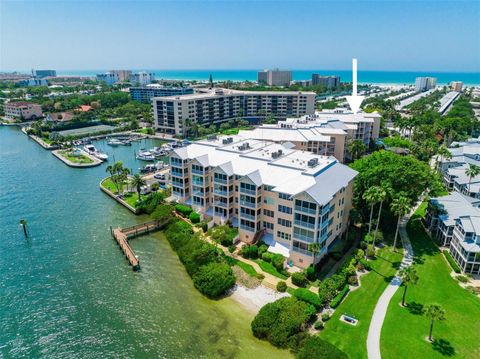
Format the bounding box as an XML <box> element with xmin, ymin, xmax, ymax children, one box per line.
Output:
<box><xmin>424</xmin><ymin>304</ymin><xmax>446</xmax><ymax>342</ymax></box>
<box><xmin>105</xmin><ymin>164</ymin><xmax>119</xmax><ymax>193</ymax></box>
<box><xmin>372</xmin><ymin>185</ymin><xmax>389</xmax><ymax>247</ymax></box>
<box><xmin>390</xmin><ymin>195</ymin><xmax>411</xmax><ymax>251</ymax></box>
<box><xmin>308</xmin><ymin>243</ymin><xmax>321</xmax><ymax>256</ymax></box>
<box><xmin>363</xmin><ymin>186</ymin><xmax>382</xmax><ymax>235</ymax></box>
<box><xmin>436</xmin><ymin>145</ymin><xmax>451</xmax><ymax>172</ymax></box>
<box><xmin>347</xmin><ymin>139</ymin><xmax>367</xmax><ymax>161</ymax></box>
<box><xmin>399</xmin><ymin>266</ymin><xmax>419</xmax><ymax>306</ymax></box>
<box><xmin>465</xmin><ymin>164</ymin><xmax>480</xmax><ymax>196</ymax></box>
<box><xmin>131</xmin><ymin>174</ymin><xmax>146</xmax><ymax>200</ymax></box>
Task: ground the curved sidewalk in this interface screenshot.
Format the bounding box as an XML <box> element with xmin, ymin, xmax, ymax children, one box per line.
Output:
<box><xmin>366</xmin><ymin>208</ymin><xmax>416</xmax><ymax>359</ymax></box>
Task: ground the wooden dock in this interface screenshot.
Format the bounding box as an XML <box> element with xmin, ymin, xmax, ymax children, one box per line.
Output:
<box><xmin>110</xmin><ymin>219</ymin><xmax>169</xmax><ymax>271</ymax></box>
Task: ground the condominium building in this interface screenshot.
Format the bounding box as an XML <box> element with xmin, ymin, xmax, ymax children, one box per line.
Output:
<box><xmin>426</xmin><ymin>192</ymin><xmax>480</xmax><ymax>274</ymax></box>
<box><xmin>96</xmin><ymin>72</ymin><xmax>119</xmax><ymax>86</ymax></box>
<box><xmin>451</xmin><ymin>81</ymin><xmax>463</xmax><ymax>92</ymax></box>
<box><xmin>257</xmin><ymin>69</ymin><xmax>293</xmax><ymax>86</ymax></box>
<box><xmin>33</xmin><ymin>69</ymin><xmax>56</xmax><ymax>78</ymax></box>
<box><xmin>130</xmin><ymin>85</ymin><xmax>194</xmax><ymax>103</ymax></box>
<box><xmin>439</xmin><ymin>139</ymin><xmax>480</xmax><ymax>198</ymax></box>
<box><xmin>110</xmin><ymin>70</ymin><xmax>132</xmax><ymax>82</ymax></box>
<box><xmin>129</xmin><ymin>72</ymin><xmax>155</xmax><ymax>86</ymax></box>
<box><xmin>153</xmin><ymin>88</ymin><xmax>316</xmax><ymax>136</ymax></box>
<box><xmin>4</xmin><ymin>101</ymin><xmax>43</xmax><ymax>121</ymax></box>
<box><xmin>238</xmin><ymin>110</ymin><xmax>381</xmax><ymax>162</ymax></box>
<box><xmin>169</xmin><ymin>135</ymin><xmax>357</xmax><ymax>268</ymax></box>
<box><xmin>311</xmin><ymin>74</ymin><xmax>340</xmax><ymax>88</ymax></box>
<box><xmin>415</xmin><ymin>77</ymin><xmax>437</xmax><ymax>92</ymax></box>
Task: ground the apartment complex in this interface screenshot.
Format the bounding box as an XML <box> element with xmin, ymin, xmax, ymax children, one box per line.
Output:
<box><xmin>129</xmin><ymin>72</ymin><xmax>155</xmax><ymax>86</ymax></box>
<box><xmin>415</xmin><ymin>77</ymin><xmax>437</xmax><ymax>92</ymax></box>
<box><xmin>153</xmin><ymin>88</ymin><xmax>316</xmax><ymax>136</ymax></box>
<box><xmin>238</xmin><ymin>110</ymin><xmax>381</xmax><ymax>162</ymax></box>
<box><xmin>130</xmin><ymin>85</ymin><xmax>194</xmax><ymax>103</ymax></box>
<box><xmin>451</xmin><ymin>81</ymin><xmax>463</xmax><ymax>92</ymax></box>
<box><xmin>33</xmin><ymin>69</ymin><xmax>56</xmax><ymax>78</ymax></box>
<box><xmin>96</xmin><ymin>70</ymin><xmax>132</xmax><ymax>85</ymax></box>
<box><xmin>311</xmin><ymin>74</ymin><xmax>340</xmax><ymax>88</ymax></box>
<box><xmin>426</xmin><ymin>192</ymin><xmax>480</xmax><ymax>274</ymax></box>
<box><xmin>257</xmin><ymin>69</ymin><xmax>292</xmax><ymax>86</ymax></box>
<box><xmin>439</xmin><ymin>139</ymin><xmax>480</xmax><ymax>198</ymax></box>
<box><xmin>4</xmin><ymin>101</ymin><xmax>43</xmax><ymax>121</ymax></box>
<box><xmin>169</xmin><ymin>135</ymin><xmax>357</xmax><ymax>268</ymax></box>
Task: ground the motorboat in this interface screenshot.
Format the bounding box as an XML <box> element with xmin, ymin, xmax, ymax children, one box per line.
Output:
<box><xmin>150</xmin><ymin>147</ymin><xmax>168</xmax><ymax>157</ymax></box>
<box><xmin>155</xmin><ymin>161</ymin><xmax>165</xmax><ymax>170</ymax></box>
<box><xmin>140</xmin><ymin>164</ymin><xmax>156</xmax><ymax>173</ymax></box>
<box><xmin>107</xmin><ymin>138</ymin><xmax>124</xmax><ymax>146</ymax></box>
<box><xmin>136</xmin><ymin>149</ymin><xmax>155</xmax><ymax>161</ymax></box>
<box><xmin>84</xmin><ymin>145</ymin><xmax>109</xmax><ymax>161</ymax></box>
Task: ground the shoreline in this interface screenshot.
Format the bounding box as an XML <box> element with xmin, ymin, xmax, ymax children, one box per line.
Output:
<box><xmin>228</xmin><ymin>284</ymin><xmax>290</xmax><ymax>314</ymax></box>
<box><xmin>52</xmin><ymin>149</ymin><xmax>103</xmax><ymax>168</ymax></box>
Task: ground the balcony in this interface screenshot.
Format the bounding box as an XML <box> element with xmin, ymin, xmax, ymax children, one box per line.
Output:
<box><xmin>192</xmin><ymin>190</ymin><xmax>205</xmax><ymax>197</ymax></box>
<box><xmin>214</xmin><ymin>188</ymin><xmax>228</xmax><ymax>196</ymax></box>
<box><xmin>292</xmin><ymin>232</ymin><xmax>315</xmax><ymax>243</ymax></box>
<box><xmin>295</xmin><ymin>205</ymin><xmax>316</xmax><ymax>215</ymax></box>
<box><xmin>191</xmin><ymin>168</ymin><xmax>204</xmax><ymax>176</ymax></box>
<box><xmin>192</xmin><ymin>179</ymin><xmax>204</xmax><ymax>186</ymax></box>
<box><xmin>240</xmin><ymin>187</ymin><xmax>256</xmax><ymax>196</ymax></box>
<box><xmin>214</xmin><ymin>201</ymin><xmax>228</xmax><ymax>208</ymax></box>
<box><xmin>322</xmin><ymin>205</ymin><xmax>331</xmax><ymax>216</ymax></box>
<box><xmin>294</xmin><ymin>219</ymin><xmax>316</xmax><ymax>229</ymax></box>
<box><xmin>214</xmin><ymin>177</ymin><xmax>228</xmax><ymax>184</ymax></box>
<box><xmin>240</xmin><ymin>212</ymin><xmax>256</xmax><ymax>221</ymax></box>
<box><xmin>240</xmin><ymin>224</ymin><xmax>256</xmax><ymax>232</ymax></box>
<box><xmin>240</xmin><ymin>200</ymin><xmax>256</xmax><ymax>209</ymax></box>
<box><xmin>292</xmin><ymin>246</ymin><xmax>314</xmax><ymax>256</ymax></box>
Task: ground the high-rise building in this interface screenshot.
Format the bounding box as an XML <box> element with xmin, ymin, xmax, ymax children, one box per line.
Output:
<box><xmin>130</xmin><ymin>85</ymin><xmax>194</xmax><ymax>103</ymax></box>
<box><xmin>311</xmin><ymin>74</ymin><xmax>340</xmax><ymax>88</ymax></box>
<box><xmin>129</xmin><ymin>72</ymin><xmax>155</xmax><ymax>86</ymax></box>
<box><xmin>33</xmin><ymin>70</ymin><xmax>56</xmax><ymax>78</ymax></box>
<box><xmin>451</xmin><ymin>81</ymin><xmax>463</xmax><ymax>92</ymax></box>
<box><xmin>96</xmin><ymin>72</ymin><xmax>119</xmax><ymax>86</ymax></box>
<box><xmin>169</xmin><ymin>135</ymin><xmax>357</xmax><ymax>268</ymax></box>
<box><xmin>415</xmin><ymin>77</ymin><xmax>437</xmax><ymax>92</ymax></box>
<box><xmin>257</xmin><ymin>69</ymin><xmax>292</xmax><ymax>86</ymax></box>
<box><xmin>153</xmin><ymin>88</ymin><xmax>316</xmax><ymax>136</ymax></box>
<box><xmin>110</xmin><ymin>70</ymin><xmax>132</xmax><ymax>82</ymax></box>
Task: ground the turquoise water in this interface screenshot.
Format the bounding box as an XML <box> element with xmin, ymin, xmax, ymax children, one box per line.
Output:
<box><xmin>56</xmin><ymin>69</ymin><xmax>480</xmax><ymax>85</ymax></box>
<box><xmin>0</xmin><ymin>127</ymin><xmax>291</xmax><ymax>358</ymax></box>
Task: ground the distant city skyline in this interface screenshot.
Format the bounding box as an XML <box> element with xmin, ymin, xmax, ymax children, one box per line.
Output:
<box><xmin>1</xmin><ymin>0</ymin><xmax>479</xmax><ymax>72</ymax></box>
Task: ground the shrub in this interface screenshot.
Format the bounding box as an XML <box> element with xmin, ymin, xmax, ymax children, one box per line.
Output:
<box><xmin>272</xmin><ymin>253</ymin><xmax>285</xmax><ymax>271</ymax></box>
<box><xmin>291</xmin><ymin>272</ymin><xmax>308</xmax><ymax>287</ymax></box>
<box><xmin>258</xmin><ymin>244</ymin><xmax>268</xmax><ymax>257</ymax></box>
<box><xmin>330</xmin><ymin>285</ymin><xmax>349</xmax><ymax>308</ymax></box>
<box><xmin>201</xmin><ymin>223</ymin><xmax>208</xmax><ymax>233</ymax></box>
<box><xmin>251</xmin><ymin>297</ymin><xmax>312</xmax><ymax>349</ymax></box>
<box><xmin>367</xmin><ymin>244</ymin><xmax>376</xmax><ymax>258</ymax></box>
<box><xmin>249</xmin><ymin>245</ymin><xmax>259</xmax><ymax>259</ymax></box>
<box><xmin>359</xmin><ymin>258</ymin><xmax>372</xmax><ymax>271</ymax></box>
<box><xmin>151</xmin><ymin>204</ymin><xmax>174</xmax><ymax>223</ymax></box>
<box><xmin>177</xmin><ymin>239</ymin><xmax>218</xmax><ymax>276</ymax></box>
<box><xmin>136</xmin><ymin>191</ymin><xmax>167</xmax><ymax>214</ymax></box>
<box><xmin>330</xmin><ymin>251</ymin><xmax>343</xmax><ymax>260</ymax></box>
<box><xmin>192</xmin><ymin>262</ymin><xmax>236</xmax><ymax>298</ymax></box>
<box><xmin>321</xmin><ymin>313</ymin><xmax>330</xmax><ymax>322</ymax></box>
<box><xmin>256</xmin><ymin>273</ymin><xmax>265</xmax><ymax>280</ymax></box>
<box><xmin>348</xmin><ymin>275</ymin><xmax>359</xmax><ymax>286</ymax></box>
<box><xmin>296</xmin><ymin>336</ymin><xmax>348</xmax><ymax>359</ymax></box>
<box><xmin>443</xmin><ymin>250</ymin><xmax>461</xmax><ymax>273</ymax></box>
<box><xmin>262</xmin><ymin>252</ymin><xmax>274</xmax><ymax>262</ymax></box>
<box><xmin>314</xmin><ymin>321</ymin><xmax>324</xmax><ymax>330</ymax></box>
<box><xmin>228</xmin><ymin>245</ymin><xmax>236</xmax><ymax>253</ymax></box>
<box><xmin>456</xmin><ymin>275</ymin><xmax>469</xmax><ymax>283</ymax></box>
<box><xmin>305</xmin><ymin>265</ymin><xmax>316</xmax><ymax>281</ymax></box>
<box><xmin>175</xmin><ymin>204</ymin><xmax>193</xmax><ymax>217</ymax></box>
<box><xmin>294</xmin><ymin>288</ymin><xmax>322</xmax><ymax>309</ymax></box>
<box><xmin>189</xmin><ymin>212</ymin><xmax>201</xmax><ymax>224</ymax></box>
<box><xmin>276</xmin><ymin>281</ymin><xmax>287</xmax><ymax>292</ymax></box>
<box><xmin>354</xmin><ymin>248</ymin><xmax>365</xmax><ymax>261</ymax></box>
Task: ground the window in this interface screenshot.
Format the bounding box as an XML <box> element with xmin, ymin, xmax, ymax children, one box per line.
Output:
<box><xmin>278</xmin><ymin>218</ymin><xmax>292</xmax><ymax>227</ymax></box>
<box><xmin>278</xmin><ymin>192</ymin><xmax>291</xmax><ymax>200</ymax></box>
<box><xmin>264</xmin><ymin>196</ymin><xmax>274</xmax><ymax>205</ymax></box>
<box><xmin>277</xmin><ymin>231</ymin><xmax>291</xmax><ymax>241</ymax></box>
<box><xmin>278</xmin><ymin>205</ymin><xmax>292</xmax><ymax>214</ymax></box>
<box><xmin>263</xmin><ymin>221</ymin><xmax>274</xmax><ymax>230</ymax></box>
<box><xmin>263</xmin><ymin>209</ymin><xmax>274</xmax><ymax>217</ymax></box>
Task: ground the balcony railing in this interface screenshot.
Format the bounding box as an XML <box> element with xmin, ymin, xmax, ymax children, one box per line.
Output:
<box><xmin>214</xmin><ymin>177</ymin><xmax>228</xmax><ymax>184</ymax></box>
<box><xmin>295</xmin><ymin>205</ymin><xmax>316</xmax><ymax>215</ymax></box>
<box><xmin>192</xmin><ymin>180</ymin><xmax>204</xmax><ymax>187</ymax></box>
<box><xmin>240</xmin><ymin>187</ymin><xmax>256</xmax><ymax>196</ymax></box>
<box><xmin>214</xmin><ymin>201</ymin><xmax>228</xmax><ymax>208</ymax></box>
<box><xmin>240</xmin><ymin>212</ymin><xmax>256</xmax><ymax>221</ymax></box>
<box><xmin>294</xmin><ymin>219</ymin><xmax>316</xmax><ymax>229</ymax></box>
<box><xmin>240</xmin><ymin>201</ymin><xmax>256</xmax><ymax>209</ymax></box>
<box><xmin>240</xmin><ymin>224</ymin><xmax>256</xmax><ymax>232</ymax></box>
<box><xmin>292</xmin><ymin>246</ymin><xmax>314</xmax><ymax>256</ymax></box>
<box><xmin>214</xmin><ymin>188</ymin><xmax>228</xmax><ymax>196</ymax></box>
<box><xmin>191</xmin><ymin>168</ymin><xmax>204</xmax><ymax>175</ymax></box>
<box><xmin>192</xmin><ymin>190</ymin><xmax>205</xmax><ymax>197</ymax></box>
<box><xmin>292</xmin><ymin>232</ymin><xmax>315</xmax><ymax>243</ymax></box>
<box><xmin>322</xmin><ymin>205</ymin><xmax>331</xmax><ymax>216</ymax></box>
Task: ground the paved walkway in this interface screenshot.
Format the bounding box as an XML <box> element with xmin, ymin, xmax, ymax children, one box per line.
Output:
<box><xmin>366</xmin><ymin>204</ymin><xmax>416</xmax><ymax>359</ymax></box>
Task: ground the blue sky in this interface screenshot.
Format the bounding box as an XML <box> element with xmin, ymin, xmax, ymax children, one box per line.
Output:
<box><xmin>1</xmin><ymin>0</ymin><xmax>479</xmax><ymax>72</ymax></box>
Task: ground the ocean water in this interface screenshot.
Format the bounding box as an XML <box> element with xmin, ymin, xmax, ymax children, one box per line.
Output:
<box><xmin>56</xmin><ymin>69</ymin><xmax>480</xmax><ymax>85</ymax></box>
<box><xmin>0</xmin><ymin>126</ymin><xmax>291</xmax><ymax>359</ymax></box>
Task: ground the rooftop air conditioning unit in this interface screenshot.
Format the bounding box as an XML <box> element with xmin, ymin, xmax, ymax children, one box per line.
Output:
<box><xmin>307</xmin><ymin>158</ymin><xmax>319</xmax><ymax>168</ymax></box>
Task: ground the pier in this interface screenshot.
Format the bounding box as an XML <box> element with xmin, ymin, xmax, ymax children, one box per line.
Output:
<box><xmin>110</xmin><ymin>219</ymin><xmax>169</xmax><ymax>271</ymax></box>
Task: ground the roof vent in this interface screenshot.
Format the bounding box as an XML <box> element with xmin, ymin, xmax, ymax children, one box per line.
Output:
<box><xmin>238</xmin><ymin>142</ymin><xmax>250</xmax><ymax>151</ymax></box>
<box><xmin>307</xmin><ymin>158</ymin><xmax>319</xmax><ymax>168</ymax></box>
<box><xmin>222</xmin><ymin>137</ymin><xmax>233</xmax><ymax>145</ymax></box>
<box><xmin>207</xmin><ymin>134</ymin><xmax>217</xmax><ymax>141</ymax></box>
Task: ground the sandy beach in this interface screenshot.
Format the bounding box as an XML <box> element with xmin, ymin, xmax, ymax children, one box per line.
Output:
<box><xmin>229</xmin><ymin>284</ymin><xmax>290</xmax><ymax>314</ymax></box>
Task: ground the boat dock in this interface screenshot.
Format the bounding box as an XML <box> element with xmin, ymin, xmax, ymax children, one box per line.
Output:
<box><xmin>110</xmin><ymin>219</ymin><xmax>169</xmax><ymax>271</ymax></box>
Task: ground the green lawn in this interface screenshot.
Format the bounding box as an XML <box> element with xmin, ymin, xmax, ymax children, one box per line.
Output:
<box><xmin>59</xmin><ymin>150</ymin><xmax>93</xmax><ymax>164</ymax></box>
<box><xmin>101</xmin><ymin>177</ymin><xmax>139</xmax><ymax>208</ymax></box>
<box><xmin>222</xmin><ymin>254</ymin><xmax>258</xmax><ymax>278</ymax></box>
<box><xmin>320</xmin><ymin>245</ymin><xmax>403</xmax><ymax>359</ymax></box>
<box><xmin>254</xmin><ymin>259</ymin><xmax>289</xmax><ymax>280</ymax></box>
<box><xmin>380</xmin><ymin>204</ymin><xmax>480</xmax><ymax>359</ymax></box>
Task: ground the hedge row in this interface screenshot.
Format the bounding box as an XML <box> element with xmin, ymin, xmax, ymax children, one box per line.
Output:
<box><xmin>175</xmin><ymin>204</ymin><xmax>193</xmax><ymax>217</ymax></box>
<box><xmin>443</xmin><ymin>250</ymin><xmax>461</xmax><ymax>273</ymax></box>
<box><xmin>330</xmin><ymin>285</ymin><xmax>350</xmax><ymax>309</ymax></box>
<box><xmin>293</xmin><ymin>288</ymin><xmax>322</xmax><ymax>309</ymax></box>
<box><xmin>163</xmin><ymin>219</ymin><xmax>235</xmax><ymax>298</ymax></box>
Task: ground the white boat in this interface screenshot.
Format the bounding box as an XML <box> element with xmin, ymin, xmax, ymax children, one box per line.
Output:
<box><xmin>84</xmin><ymin>145</ymin><xmax>109</xmax><ymax>161</ymax></box>
<box><xmin>107</xmin><ymin>138</ymin><xmax>124</xmax><ymax>146</ymax></box>
<box><xmin>150</xmin><ymin>147</ymin><xmax>168</xmax><ymax>157</ymax></box>
<box><xmin>136</xmin><ymin>149</ymin><xmax>155</xmax><ymax>161</ymax></box>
